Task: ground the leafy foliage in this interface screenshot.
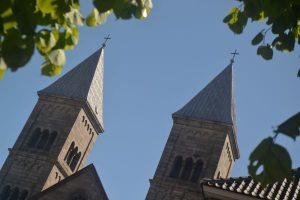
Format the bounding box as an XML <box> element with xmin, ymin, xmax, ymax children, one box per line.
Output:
<box><xmin>224</xmin><ymin>0</ymin><xmax>300</xmax><ymax>186</ymax></box>
<box><xmin>248</xmin><ymin>137</ymin><xmax>292</xmax><ymax>186</ymax></box>
<box><xmin>223</xmin><ymin>0</ymin><xmax>300</xmax><ymax>74</ymax></box>
<box><xmin>248</xmin><ymin>112</ymin><xmax>300</xmax><ymax>185</ymax></box>
<box><xmin>0</xmin><ymin>0</ymin><xmax>153</xmax><ymax>78</ymax></box>
<box><xmin>275</xmin><ymin>112</ymin><xmax>300</xmax><ymax>140</ymax></box>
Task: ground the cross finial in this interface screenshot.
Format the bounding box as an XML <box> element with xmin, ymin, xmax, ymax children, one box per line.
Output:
<box><xmin>102</xmin><ymin>34</ymin><xmax>111</xmax><ymax>48</ymax></box>
<box><xmin>230</xmin><ymin>49</ymin><xmax>239</xmax><ymax>64</ymax></box>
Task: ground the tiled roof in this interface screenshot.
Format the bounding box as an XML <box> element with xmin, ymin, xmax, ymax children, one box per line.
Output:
<box><xmin>201</xmin><ymin>168</ymin><xmax>300</xmax><ymax>200</ymax></box>
<box><xmin>38</xmin><ymin>48</ymin><xmax>105</xmax><ymax>133</ymax></box>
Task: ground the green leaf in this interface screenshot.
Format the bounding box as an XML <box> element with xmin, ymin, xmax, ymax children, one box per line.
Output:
<box><xmin>248</xmin><ymin>137</ymin><xmax>292</xmax><ymax>186</ymax></box>
<box><xmin>36</xmin><ymin>0</ymin><xmax>57</xmax><ymax>16</ymax></box>
<box><xmin>93</xmin><ymin>0</ymin><xmax>115</xmax><ymax>13</ymax></box>
<box><xmin>227</xmin><ymin>7</ymin><xmax>240</xmax><ymax>25</ymax></box>
<box><xmin>257</xmin><ymin>44</ymin><xmax>273</xmax><ymax>60</ymax></box>
<box><xmin>0</xmin><ymin>7</ymin><xmax>17</xmax><ymax>32</ymax></box>
<box><xmin>293</xmin><ymin>24</ymin><xmax>300</xmax><ymax>37</ymax></box>
<box><xmin>113</xmin><ymin>0</ymin><xmax>135</xmax><ymax>19</ymax></box>
<box><xmin>272</xmin><ymin>32</ymin><xmax>295</xmax><ymax>52</ymax></box>
<box><xmin>47</xmin><ymin>49</ymin><xmax>66</xmax><ymax>66</ymax></box>
<box><xmin>86</xmin><ymin>8</ymin><xmax>100</xmax><ymax>26</ymax></box>
<box><xmin>2</xmin><ymin>29</ymin><xmax>34</xmax><ymax>70</ymax></box>
<box><xmin>65</xmin><ymin>27</ymin><xmax>79</xmax><ymax>50</ymax></box>
<box><xmin>12</xmin><ymin>0</ymin><xmax>37</xmax><ymax>36</ymax></box>
<box><xmin>274</xmin><ymin>112</ymin><xmax>300</xmax><ymax>140</ymax></box>
<box><xmin>134</xmin><ymin>0</ymin><xmax>152</xmax><ymax>19</ymax></box>
<box><xmin>0</xmin><ymin>57</ymin><xmax>7</xmax><ymax>80</ymax></box>
<box><xmin>86</xmin><ymin>8</ymin><xmax>110</xmax><ymax>26</ymax></box>
<box><xmin>243</xmin><ymin>0</ymin><xmax>262</xmax><ymax>21</ymax></box>
<box><xmin>225</xmin><ymin>8</ymin><xmax>247</xmax><ymax>34</ymax></box>
<box><xmin>41</xmin><ymin>60</ymin><xmax>62</xmax><ymax>76</ymax></box>
<box><xmin>223</xmin><ymin>14</ymin><xmax>231</xmax><ymax>23</ymax></box>
<box><xmin>36</xmin><ymin>29</ymin><xmax>57</xmax><ymax>53</ymax></box>
<box><xmin>252</xmin><ymin>31</ymin><xmax>264</xmax><ymax>45</ymax></box>
<box><xmin>70</xmin><ymin>0</ymin><xmax>80</xmax><ymax>9</ymax></box>
<box><xmin>272</xmin><ymin>16</ymin><xmax>288</xmax><ymax>34</ymax></box>
<box><xmin>65</xmin><ymin>7</ymin><xmax>84</xmax><ymax>25</ymax></box>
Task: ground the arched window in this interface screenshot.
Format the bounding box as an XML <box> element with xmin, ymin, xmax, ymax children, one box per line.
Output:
<box><xmin>82</xmin><ymin>116</ymin><xmax>85</xmax><ymax>122</ymax></box>
<box><xmin>180</xmin><ymin>157</ymin><xmax>193</xmax><ymax>180</ymax></box>
<box><xmin>0</xmin><ymin>185</ymin><xmax>11</xmax><ymax>200</ymax></box>
<box><xmin>64</xmin><ymin>142</ymin><xmax>75</xmax><ymax>161</ymax></box>
<box><xmin>67</xmin><ymin>147</ymin><xmax>78</xmax><ymax>165</ymax></box>
<box><xmin>169</xmin><ymin>156</ymin><xmax>183</xmax><ymax>178</ymax></box>
<box><xmin>70</xmin><ymin>152</ymin><xmax>81</xmax><ymax>171</ymax></box>
<box><xmin>190</xmin><ymin>159</ymin><xmax>203</xmax><ymax>183</ymax></box>
<box><xmin>19</xmin><ymin>190</ymin><xmax>28</xmax><ymax>200</ymax></box>
<box><xmin>44</xmin><ymin>131</ymin><xmax>57</xmax><ymax>151</ymax></box>
<box><xmin>36</xmin><ymin>130</ymin><xmax>49</xmax><ymax>149</ymax></box>
<box><xmin>8</xmin><ymin>187</ymin><xmax>19</xmax><ymax>200</ymax></box>
<box><xmin>27</xmin><ymin>128</ymin><xmax>41</xmax><ymax>148</ymax></box>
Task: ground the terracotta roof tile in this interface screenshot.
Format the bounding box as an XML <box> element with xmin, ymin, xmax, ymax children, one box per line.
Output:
<box><xmin>202</xmin><ymin>168</ymin><xmax>300</xmax><ymax>199</ymax></box>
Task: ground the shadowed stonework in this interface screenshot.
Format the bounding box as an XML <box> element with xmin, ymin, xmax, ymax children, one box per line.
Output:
<box><xmin>0</xmin><ymin>48</ymin><xmax>108</xmax><ymax>200</ymax></box>
<box><xmin>145</xmin><ymin>63</ymin><xmax>238</xmax><ymax>200</ymax></box>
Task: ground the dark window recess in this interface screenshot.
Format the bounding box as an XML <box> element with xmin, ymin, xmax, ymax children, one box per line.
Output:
<box><xmin>217</xmin><ymin>171</ymin><xmax>221</xmax><ymax>179</ymax></box>
<box><xmin>64</xmin><ymin>142</ymin><xmax>75</xmax><ymax>161</ymax></box>
<box><xmin>36</xmin><ymin>130</ymin><xmax>49</xmax><ymax>149</ymax></box>
<box><xmin>9</xmin><ymin>187</ymin><xmax>19</xmax><ymax>200</ymax></box>
<box><xmin>70</xmin><ymin>152</ymin><xmax>81</xmax><ymax>171</ymax></box>
<box><xmin>44</xmin><ymin>131</ymin><xmax>57</xmax><ymax>151</ymax></box>
<box><xmin>0</xmin><ymin>185</ymin><xmax>11</xmax><ymax>200</ymax></box>
<box><xmin>64</xmin><ymin>142</ymin><xmax>82</xmax><ymax>172</ymax></box>
<box><xmin>27</xmin><ymin>128</ymin><xmax>41</xmax><ymax>148</ymax></box>
<box><xmin>170</xmin><ymin>156</ymin><xmax>183</xmax><ymax>178</ymax></box>
<box><xmin>27</xmin><ymin>128</ymin><xmax>58</xmax><ymax>151</ymax></box>
<box><xmin>180</xmin><ymin>157</ymin><xmax>193</xmax><ymax>180</ymax></box>
<box><xmin>190</xmin><ymin>160</ymin><xmax>203</xmax><ymax>183</ymax></box>
<box><xmin>67</xmin><ymin>147</ymin><xmax>78</xmax><ymax>165</ymax></box>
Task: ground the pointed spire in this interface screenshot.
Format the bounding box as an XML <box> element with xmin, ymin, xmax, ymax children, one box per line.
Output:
<box><xmin>38</xmin><ymin>48</ymin><xmax>105</xmax><ymax>133</ymax></box>
<box><xmin>174</xmin><ymin>63</ymin><xmax>239</xmax><ymax>159</ymax></box>
<box><xmin>173</xmin><ymin>63</ymin><xmax>236</xmax><ymax>127</ymax></box>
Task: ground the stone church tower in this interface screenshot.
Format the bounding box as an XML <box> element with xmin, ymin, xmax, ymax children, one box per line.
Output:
<box><xmin>0</xmin><ymin>48</ymin><xmax>108</xmax><ymax>200</ymax></box>
<box><xmin>146</xmin><ymin>63</ymin><xmax>240</xmax><ymax>200</ymax></box>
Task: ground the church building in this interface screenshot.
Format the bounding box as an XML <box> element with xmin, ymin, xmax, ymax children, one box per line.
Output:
<box><xmin>0</xmin><ymin>47</ymin><xmax>299</xmax><ymax>200</ymax></box>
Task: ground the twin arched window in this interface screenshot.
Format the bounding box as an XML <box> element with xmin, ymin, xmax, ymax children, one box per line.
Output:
<box><xmin>169</xmin><ymin>156</ymin><xmax>203</xmax><ymax>183</ymax></box>
<box><xmin>64</xmin><ymin>142</ymin><xmax>81</xmax><ymax>172</ymax></box>
<box><xmin>27</xmin><ymin>128</ymin><xmax>57</xmax><ymax>151</ymax></box>
<box><xmin>0</xmin><ymin>185</ymin><xmax>28</xmax><ymax>200</ymax></box>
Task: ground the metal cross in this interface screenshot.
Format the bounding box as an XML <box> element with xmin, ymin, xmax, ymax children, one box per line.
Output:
<box><xmin>230</xmin><ymin>49</ymin><xmax>239</xmax><ymax>64</ymax></box>
<box><xmin>102</xmin><ymin>34</ymin><xmax>111</xmax><ymax>48</ymax></box>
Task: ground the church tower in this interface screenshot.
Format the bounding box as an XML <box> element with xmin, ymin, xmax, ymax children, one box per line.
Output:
<box><xmin>146</xmin><ymin>63</ymin><xmax>239</xmax><ymax>200</ymax></box>
<box><xmin>0</xmin><ymin>48</ymin><xmax>105</xmax><ymax>199</ymax></box>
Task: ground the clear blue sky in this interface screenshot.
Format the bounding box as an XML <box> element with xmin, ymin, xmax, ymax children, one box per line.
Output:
<box><xmin>0</xmin><ymin>1</ymin><xmax>299</xmax><ymax>199</ymax></box>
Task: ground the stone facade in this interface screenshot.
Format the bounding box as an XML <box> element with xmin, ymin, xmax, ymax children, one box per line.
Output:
<box><xmin>0</xmin><ymin>48</ymin><xmax>107</xmax><ymax>200</ymax></box>
<box><xmin>0</xmin><ymin>47</ymin><xmax>238</xmax><ymax>200</ymax></box>
<box><xmin>145</xmin><ymin>117</ymin><xmax>236</xmax><ymax>200</ymax></box>
<box><xmin>146</xmin><ymin>64</ymin><xmax>238</xmax><ymax>200</ymax></box>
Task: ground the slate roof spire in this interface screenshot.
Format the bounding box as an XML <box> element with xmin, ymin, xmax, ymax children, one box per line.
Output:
<box><xmin>38</xmin><ymin>47</ymin><xmax>105</xmax><ymax>133</ymax></box>
<box><xmin>173</xmin><ymin>62</ymin><xmax>239</xmax><ymax>158</ymax></box>
<box><xmin>173</xmin><ymin>63</ymin><xmax>236</xmax><ymax>126</ymax></box>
